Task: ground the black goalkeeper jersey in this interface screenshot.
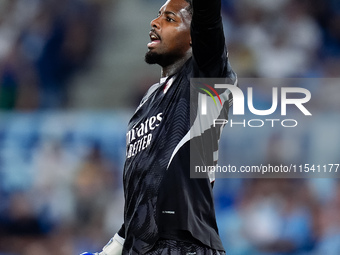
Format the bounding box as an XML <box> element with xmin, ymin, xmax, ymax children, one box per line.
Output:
<box><xmin>119</xmin><ymin>0</ymin><xmax>237</xmax><ymax>254</ymax></box>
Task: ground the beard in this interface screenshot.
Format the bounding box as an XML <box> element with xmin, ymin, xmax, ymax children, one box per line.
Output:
<box><xmin>144</xmin><ymin>50</ymin><xmax>182</xmax><ymax>67</ymax></box>
<box><xmin>144</xmin><ymin>51</ymin><xmax>162</xmax><ymax>65</ymax></box>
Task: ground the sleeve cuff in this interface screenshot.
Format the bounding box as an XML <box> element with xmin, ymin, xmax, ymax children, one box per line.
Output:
<box><xmin>113</xmin><ymin>233</ymin><xmax>125</xmax><ymax>246</ymax></box>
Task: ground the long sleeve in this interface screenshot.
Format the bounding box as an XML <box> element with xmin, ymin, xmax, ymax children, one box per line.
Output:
<box><xmin>191</xmin><ymin>0</ymin><xmax>227</xmax><ymax>76</ymax></box>
<box><xmin>117</xmin><ymin>223</ymin><xmax>125</xmax><ymax>239</ymax></box>
<box><xmin>192</xmin><ymin>0</ymin><xmax>222</xmax><ymax>25</ymax></box>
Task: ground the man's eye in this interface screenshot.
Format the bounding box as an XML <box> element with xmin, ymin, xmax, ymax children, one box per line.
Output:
<box><xmin>166</xmin><ymin>17</ymin><xmax>174</xmax><ymax>22</ymax></box>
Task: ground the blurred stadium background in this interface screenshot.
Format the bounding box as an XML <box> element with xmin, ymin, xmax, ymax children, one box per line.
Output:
<box><xmin>0</xmin><ymin>0</ymin><xmax>340</xmax><ymax>254</ymax></box>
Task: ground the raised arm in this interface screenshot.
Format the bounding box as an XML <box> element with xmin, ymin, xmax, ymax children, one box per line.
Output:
<box><xmin>191</xmin><ymin>0</ymin><xmax>227</xmax><ymax>76</ymax></box>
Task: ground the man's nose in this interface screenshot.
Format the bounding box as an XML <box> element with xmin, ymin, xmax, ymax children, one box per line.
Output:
<box><xmin>150</xmin><ymin>16</ymin><xmax>161</xmax><ymax>29</ymax></box>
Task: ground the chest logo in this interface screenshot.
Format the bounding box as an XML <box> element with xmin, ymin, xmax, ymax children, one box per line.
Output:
<box><xmin>126</xmin><ymin>113</ymin><xmax>163</xmax><ymax>158</ymax></box>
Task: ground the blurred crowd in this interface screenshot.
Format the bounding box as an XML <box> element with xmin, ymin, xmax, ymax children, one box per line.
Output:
<box><xmin>223</xmin><ymin>0</ymin><xmax>340</xmax><ymax>78</ymax></box>
<box><xmin>0</xmin><ymin>112</ymin><xmax>127</xmax><ymax>254</ymax></box>
<box><xmin>0</xmin><ymin>0</ymin><xmax>340</xmax><ymax>254</ymax></box>
<box><xmin>0</xmin><ymin>0</ymin><xmax>105</xmax><ymax>110</ymax></box>
<box><xmin>215</xmin><ymin>178</ymin><xmax>340</xmax><ymax>255</ymax></box>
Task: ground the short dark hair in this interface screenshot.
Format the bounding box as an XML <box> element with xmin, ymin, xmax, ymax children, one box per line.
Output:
<box><xmin>184</xmin><ymin>0</ymin><xmax>193</xmax><ymax>16</ymax></box>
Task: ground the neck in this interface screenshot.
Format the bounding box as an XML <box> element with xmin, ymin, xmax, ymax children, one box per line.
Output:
<box><xmin>161</xmin><ymin>51</ymin><xmax>192</xmax><ymax>78</ymax></box>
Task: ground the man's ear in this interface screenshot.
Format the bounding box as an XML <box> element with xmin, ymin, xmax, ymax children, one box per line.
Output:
<box><xmin>190</xmin><ymin>39</ymin><xmax>192</xmax><ymax>46</ymax></box>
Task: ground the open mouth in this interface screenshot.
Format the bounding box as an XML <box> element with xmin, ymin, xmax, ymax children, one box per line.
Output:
<box><xmin>147</xmin><ymin>31</ymin><xmax>161</xmax><ymax>48</ymax></box>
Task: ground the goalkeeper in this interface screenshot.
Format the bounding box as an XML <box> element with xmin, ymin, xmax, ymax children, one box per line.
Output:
<box><xmin>82</xmin><ymin>0</ymin><xmax>236</xmax><ymax>253</ymax></box>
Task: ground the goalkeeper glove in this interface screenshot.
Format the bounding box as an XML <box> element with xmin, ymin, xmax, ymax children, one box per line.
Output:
<box><xmin>81</xmin><ymin>233</ymin><xmax>124</xmax><ymax>255</ymax></box>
